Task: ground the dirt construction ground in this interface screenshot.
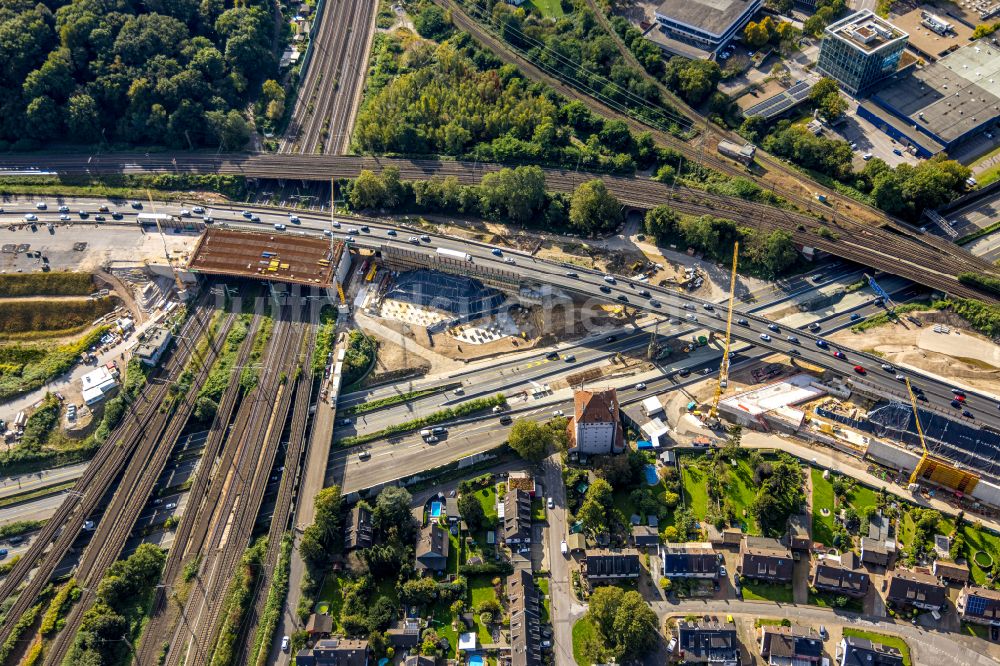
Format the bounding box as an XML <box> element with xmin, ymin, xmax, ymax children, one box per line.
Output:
<box><xmin>827</xmin><ymin>310</ymin><xmax>1000</xmax><ymax>395</ymax></box>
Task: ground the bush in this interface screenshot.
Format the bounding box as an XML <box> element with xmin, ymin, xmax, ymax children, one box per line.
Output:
<box><xmin>459</xmin><ymin>561</ymin><xmax>514</xmax><ymax>576</ymax></box>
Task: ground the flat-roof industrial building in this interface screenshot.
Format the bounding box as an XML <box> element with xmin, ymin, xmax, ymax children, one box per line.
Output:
<box><xmin>817</xmin><ymin>10</ymin><xmax>909</xmax><ymax>96</ymax></box>
<box><xmin>859</xmin><ymin>39</ymin><xmax>1000</xmax><ymax>156</ymax></box>
<box><xmin>649</xmin><ymin>0</ymin><xmax>763</xmax><ymax>57</ymax></box>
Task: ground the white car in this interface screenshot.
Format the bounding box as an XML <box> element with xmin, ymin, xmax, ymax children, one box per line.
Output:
<box><xmin>36</xmin><ymin>202</ymin><xmax>47</xmax><ymax>210</ymax></box>
<box><xmin>504</xmin><ymin>257</ymin><xmax>515</xmax><ymax>264</ymax></box>
<box><xmin>165</xmin><ymin>502</ymin><xmax>177</xmax><ymax>510</ymax></box>
<box><xmin>24</xmin><ymin>214</ymin><xmax>37</xmax><ymax>222</ymax></box>
<box><xmin>547</xmin><ymin>497</ymin><xmax>554</xmax><ymax>509</ymax></box>
<box><xmin>180</xmin><ymin>209</ymin><xmax>190</xmax><ymax>217</ymax></box>
<box><xmin>193</xmin><ymin>206</ymin><xmax>205</xmax><ymax>214</ymax></box>
<box><xmin>323</xmin><ymin>229</ymin><xmax>332</xmax><ymax>236</ymax></box>
<box><xmin>561</xmin><ymin>540</ymin><xmax>568</xmax><ymax>555</ymax></box>
<box><xmin>552</xmin><ymin>409</ymin><xmax>563</xmax><ymax>417</ymax></box>
<box><xmin>274</xmin><ymin>223</ymin><xmax>286</xmax><ymax>231</ymax></box>
<box><xmin>281</xmin><ymin>635</ymin><xmax>290</xmax><ymax>652</ymax></box>
<box><xmin>760</xmin><ymin>333</ymin><xmax>771</xmax><ymax>342</ymax></box>
<box><xmin>603</xmin><ymin>274</ymin><xmax>615</xmax><ymax>283</ymax></box>
<box><xmin>635</xmin><ymin>382</ymin><xmax>647</xmax><ymax>390</ymax></box>
<box><xmin>881</xmin><ymin>363</ymin><xmax>894</xmax><ymax>371</ymax></box>
<box><xmin>59</xmin><ymin>214</ymin><xmax>71</xmax><ymax>221</ymax></box>
<box><xmin>862</xmin><ymin>153</ymin><xmax>873</xmax><ymax>160</ymax></box>
<box><xmin>58</xmin><ymin>205</ymin><xmax>69</xmax><ymax>213</ymax></box>
<box><xmin>289</xmin><ymin>215</ymin><xmax>300</xmax><ymax>223</ymax></box>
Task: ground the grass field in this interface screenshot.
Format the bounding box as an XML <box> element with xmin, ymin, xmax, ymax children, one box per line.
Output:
<box><xmin>681</xmin><ymin>458</ymin><xmax>709</xmax><ymax>517</ymax></box>
<box><xmin>317</xmin><ymin>575</ymin><xmax>344</xmax><ymax>631</ymax></box>
<box><xmin>808</xmin><ymin>589</ymin><xmax>864</xmax><ymax>613</ymax></box>
<box><xmin>469</xmin><ymin>575</ymin><xmax>497</xmax><ymax>643</ymax></box>
<box><xmin>528</xmin><ymin>0</ymin><xmax>565</xmax><ymax>17</ymax></box>
<box><xmin>842</xmin><ymin>629</ymin><xmax>911</xmax><ymax>666</ymax></box>
<box><xmin>741</xmin><ymin>581</ymin><xmax>793</xmax><ymax>603</ymax></box>
<box><xmin>0</xmin><ymin>297</ymin><xmax>115</xmax><ymax>336</ymax></box>
<box><xmin>959</xmin><ymin>524</ymin><xmax>1000</xmax><ymax>585</ymax></box>
<box><xmin>572</xmin><ymin>616</ymin><xmax>596</xmax><ymax>666</ymax></box>
<box><xmin>811</xmin><ymin>468</ymin><xmax>836</xmax><ymax>546</ymax></box>
<box><xmin>846</xmin><ymin>483</ymin><xmax>878</xmax><ymax>512</ymax></box>
<box><xmin>535</xmin><ymin>576</ymin><xmax>551</xmax><ymax>624</ymax></box>
<box><xmin>0</xmin><ymin>272</ymin><xmax>93</xmax><ymax>297</ymax></box>
<box><xmin>432</xmin><ymin>603</ymin><xmax>460</xmax><ymax>658</ymax></box>
<box><xmin>680</xmin><ymin>453</ymin><xmax>759</xmax><ymax>534</ymax></box>
<box><xmin>477</xmin><ymin>486</ymin><xmax>498</xmax><ymax>526</ymax></box>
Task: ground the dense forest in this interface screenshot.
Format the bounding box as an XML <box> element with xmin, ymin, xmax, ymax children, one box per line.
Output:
<box><xmin>0</xmin><ymin>0</ymin><xmax>275</xmax><ymax>149</ymax></box>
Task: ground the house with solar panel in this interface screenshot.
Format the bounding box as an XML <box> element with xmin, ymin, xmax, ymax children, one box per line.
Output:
<box><xmin>957</xmin><ymin>586</ymin><xmax>1000</xmax><ymax>625</ymax></box>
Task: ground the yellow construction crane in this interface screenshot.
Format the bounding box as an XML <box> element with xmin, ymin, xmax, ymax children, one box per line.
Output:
<box><xmin>905</xmin><ymin>377</ymin><xmax>930</xmax><ymax>486</ymax></box>
<box><xmin>145</xmin><ymin>190</ymin><xmax>185</xmax><ymax>293</ymax></box>
<box><xmin>708</xmin><ymin>241</ymin><xmax>739</xmax><ymax>423</ymax></box>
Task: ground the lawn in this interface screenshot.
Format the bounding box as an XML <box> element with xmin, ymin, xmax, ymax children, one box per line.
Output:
<box><xmin>528</xmin><ymin>0</ymin><xmax>565</xmax><ymax>18</ymax></box>
<box><xmin>532</xmin><ymin>498</ymin><xmax>547</xmax><ymax>522</ymax></box>
<box><xmin>842</xmin><ymin>629</ymin><xmax>911</xmax><ymax>666</ymax></box>
<box><xmin>846</xmin><ymin>483</ymin><xmax>879</xmax><ymax>513</ymax></box>
<box><xmin>431</xmin><ymin>603</ymin><xmax>460</xmax><ymax>658</ymax></box>
<box><xmin>741</xmin><ymin>581</ymin><xmax>793</xmax><ymax>603</ymax></box>
<box><xmin>535</xmin><ymin>576</ymin><xmax>551</xmax><ymax>624</ymax></box>
<box><xmin>316</xmin><ymin>574</ymin><xmax>344</xmax><ymax>631</ymax></box>
<box><xmin>572</xmin><ymin>616</ymin><xmax>596</xmax><ymax>666</ymax></box>
<box><xmin>477</xmin><ymin>486</ymin><xmax>498</xmax><ymax>526</ymax></box>
<box><xmin>680</xmin><ymin>453</ymin><xmax>760</xmax><ymax>534</ymax></box>
<box><xmin>469</xmin><ymin>575</ymin><xmax>498</xmax><ymax>644</ymax></box>
<box><xmin>959</xmin><ymin>523</ymin><xmax>1000</xmax><ymax>585</ymax></box>
<box><xmin>811</xmin><ymin>468</ymin><xmax>836</xmax><ymax>547</ymax></box>
<box><xmin>447</xmin><ymin>531</ymin><xmax>461</xmax><ymax>574</ymax></box>
<box><xmin>808</xmin><ymin>590</ymin><xmax>864</xmax><ymax>613</ymax></box>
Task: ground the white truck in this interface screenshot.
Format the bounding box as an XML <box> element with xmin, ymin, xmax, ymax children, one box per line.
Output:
<box><xmin>436</xmin><ymin>247</ymin><xmax>472</xmax><ymax>262</ymax></box>
<box><xmin>136</xmin><ymin>213</ymin><xmax>178</xmax><ymax>226</ymax></box>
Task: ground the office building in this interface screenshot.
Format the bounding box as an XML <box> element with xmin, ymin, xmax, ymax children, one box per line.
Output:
<box><xmin>649</xmin><ymin>0</ymin><xmax>763</xmax><ymax>58</ymax></box>
<box><xmin>817</xmin><ymin>10</ymin><xmax>908</xmax><ymax>96</ymax></box>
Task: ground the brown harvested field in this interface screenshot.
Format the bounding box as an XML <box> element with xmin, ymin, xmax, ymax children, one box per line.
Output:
<box><xmin>0</xmin><ymin>272</ymin><xmax>94</xmax><ymax>297</ymax></box>
<box><xmin>0</xmin><ymin>297</ymin><xmax>116</xmax><ymax>336</ymax></box>
<box><xmin>187</xmin><ymin>228</ymin><xmax>342</xmax><ymax>287</ymax></box>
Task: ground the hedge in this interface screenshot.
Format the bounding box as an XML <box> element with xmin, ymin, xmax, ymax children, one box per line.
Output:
<box><xmin>459</xmin><ymin>561</ymin><xmax>514</xmax><ymax>575</ymax></box>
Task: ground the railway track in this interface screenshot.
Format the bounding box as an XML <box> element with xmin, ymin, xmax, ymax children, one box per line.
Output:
<box><xmin>0</xmin><ymin>298</ymin><xmax>216</xmax><ymax>648</ymax></box>
<box><xmin>134</xmin><ymin>312</ymin><xmax>264</xmax><ymax>665</ymax></box>
<box><xmin>282</xmin><ymin>0</ymin><xmax>377</xmax><ymax>154</ymax></box>
<box><xmin>44</xmin><ymin>312</ymin><xmax>238</xmax><ymax>665</ymax></box>
<box><xmin>234</xmin><ymin>315</ymin><xmax>318</xmax><ymax>665</ymax></box>
<box><xmin>165</xmin><ymin>306</ymin><xmax>307</xmax><ymax>666</ymax></box>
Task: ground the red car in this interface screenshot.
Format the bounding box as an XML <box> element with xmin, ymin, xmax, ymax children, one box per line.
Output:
<box><xmin>854</xmin><ymin>365</ymin><xmax>866</xmax><ymax>374</ymax></box>
<box><xmin>834</xmin><ymin>350</ymin><xmax>846</xmax><ymax>360</ymax></box>
<box><xmin>955</xmin><ymin>394</ymin><xmax>966</xmax><ymax>402</ymax></box>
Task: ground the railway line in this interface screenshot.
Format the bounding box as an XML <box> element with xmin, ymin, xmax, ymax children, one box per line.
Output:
<box><xmin>44</xmin><ymin>312</ymin><xmax>239</xmax><ymax>664</ymax></box>
<box><xmin>134</xmin><ymin>312</ymin><xmax>264</xmax><ymax>665</ymax></box>
<box><xmin>0</xmin><ymin>298</ymin><xmax>217</xmax><ymax>648</ymax></box>
<box><xmin>235</xmin><ymin>317</ymin><xmax>317</xmax><ymax>665</ymax></box>
<box><xmin>165</xmin><ymin>305</ymin><xmax>308</xmax><ymax>666</ymax></box>
<box><xmin>281</xmin><ymin>0</ymin><xmax>377</xmax><ymax>154</ymax></box>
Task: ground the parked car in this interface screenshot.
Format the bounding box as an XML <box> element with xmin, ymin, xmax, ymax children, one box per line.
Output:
<box><xmin>281</xmin><ymin>636</ymin><xmax>290</xmax><ymax>652</ymax></box>
<box><xmin>547</xmin><ymin>497</ymin><xmax>554</xmax><ymax>509</ymax></box>
<box><xmin>165</xmin><ymin>502</ymin><xmax>177</xmax><ymax>510</ymax></box>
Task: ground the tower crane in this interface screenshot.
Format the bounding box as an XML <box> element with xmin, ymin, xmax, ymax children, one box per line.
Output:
<box><xmin>145</xmin><ymin>190</ymin><xmax>185</xmax><ymax>294</ymax></box>
<box><xmin>906</xmin><ymin>377</ymin><xmax>931</xmax><ymax>487</ymax></box>
<box><xmin>708</xmin><ymin>242</ymin><xmax>739</xmax><ymax>425</ymax></box>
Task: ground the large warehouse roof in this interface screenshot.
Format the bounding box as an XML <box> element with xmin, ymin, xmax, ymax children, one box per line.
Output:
<box><xmin>870</xmin><ymin>40</ymin><xmax>1000</xmax><ymax>144</ymax></box>
<box><xmin>655</xmin><ymin>0</ymin><xmax>758</xmax><ymax>37</ymax></box>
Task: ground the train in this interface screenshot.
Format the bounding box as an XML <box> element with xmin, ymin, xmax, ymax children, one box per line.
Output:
<box><xmin>717</xmin><ymin>139</ymin><xmax>757</xmax><ymax>165</ymax></box>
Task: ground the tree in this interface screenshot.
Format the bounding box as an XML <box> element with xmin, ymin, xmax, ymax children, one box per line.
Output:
<box><xmin>749</xmin><ymin>460</ymin><xmax>805</xmax><ymax>536</ymax></box>
<box><xmin>415</xmin><ymin>6</ymin><xmax>452</xmax><ymax>40</ymax></box>
<box><xmin>664</xmin><ymin>57</ymin><xmax>722</xmax><ymax>105</ymax></box>
<box><xmin>351</xmin><ymin>170</ymin><xmax>387</xmax><ymax>210</ymax></box>
<box><xmin>507</xmin><ymin>419</ymin><xmax>554</xmax><ymax>462</ymax></box>
<box><xmin>373</xmin><ymin>486</ymin><xmax>416</xmax><ymax>540</ymax></box>
<box><xmin>479</xmin><ymin>166</ymin><xmax>547</xmax><ymax>224</ymax></box>
<box><xmin>586</xmin><ymin>587</ymin><xmax>658</xmax><ymax>661</ymax></box>
<box><xmin>644</xmin><ymin>205</ymin><xmax>679</xmax><ymax>239</ymax></box>
<box><xmin>743</xmin><ymin>21</ymin><xmax>770</xmax><ymax>48</ymax></box>
<box><xmin>569</xmin><ymin>179</ymin><xmax>623</xmax><ymax>235</ymax></box>
<box><xmin>401</xmin><ymin>577</ymin><xmax>439</xmax><ymax>606</ymax></box>
<box><xmin>457</xmin><ymin>492</ymin><xmax>487</xmax><ymax>531</ymax></box>
<box><xmin>578</xmin><ymin>478</ymin><xmax>613</xmax><ymax>534</ymax></box>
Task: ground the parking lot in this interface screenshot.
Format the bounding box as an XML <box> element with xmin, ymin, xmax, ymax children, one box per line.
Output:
<box><xmin>832</xmin><ymin>98</ymin><xmax>922</xmax><ymax>169</ymax></box>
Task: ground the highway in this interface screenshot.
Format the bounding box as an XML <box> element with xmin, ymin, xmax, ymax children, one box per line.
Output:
<box><xmin>0</xmin><ymin>154</ymin><xmax>994</xmax><ymax>301</ymax></box>
<box><xmin>281</xmin><ymin>0</ymin><xmax>377</xmax><ymax>154</ymax></box>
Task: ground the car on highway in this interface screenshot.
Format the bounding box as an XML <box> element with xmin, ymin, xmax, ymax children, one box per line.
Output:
<box><xmin>504</xmin><ymin>257</ymin><xmax>516</xmax><ymax>264</ymax></box>
<box><xmin>281</xmin><ymin>636</ymin><xmax>290</xmax><ymax>652</ymax></box>
<box><xmin>649</xmin><ymin>299</ymin><xmax>661</xmax><ymax>307</ymax></box>
<box><xmin>955</xmin><ymin>394</ymin><xmax>966</xmax><ymax>402</ymax></box>
<box><xmin>193</xmin><ymin>206</ymin><xmax>205</xmax><ymax>214</ymax></box>
<box><xmin>683</xmin><ymin>303</ymin><xmax>696</xmax><ymax>311</ymax></box>
<box><xmin>59</xmin><ymin>214</ymin><xmax>71</xmax><ymax>221</ymax></box>
<box><xmin>638</xmin><ymin>289</ymin><xmax>650</xmax><ymax>297</ymax></box>
<box><xmin>180</xmin><ymin>209</ymin><xmax>190</xmax><ymax>217</ymax></box>
<box><xmin>895</xmin><ymin>374</ymin><xmax>905</xmax><ymax>381</ymax></box>
<box><xmin>893</xmin><ymin>148</ymin><xmax>903</xmax><ymax>156</ymax></box>
<box><xmin>24</xmin><ymin>214</ymin><xmax>37</xmax><ymax>222</ymax></box>
<box><xmin>250</xmin><ymin>214</ymin><xmax>260</xmax><ymax>222</ymax></box>
<box><xmin>768</xmin><ymin>323</ymin><xmax>779</xmax><ymax>332</ymax></box>
<box><xmin>424</xmin><ymin>435</ymin><xmax>439</xmax><ymax>444</ymax></box>
<box><xmin>499</xmin><ymin>415</ymin><xmax>513</xmax><ymax>425</ymax></box>
<box><xmin>881</xmin><ymin>364</ymin><xmax>894</xmax><ymax>371</ymax></box>
<box><xmin>834</xmin><ymin>350</ymin><xmax>846</xmax><ymax>360</ymax></box>
<box><xmin>815</xmin><ymin>339</ymin><xmax>829</xmax><ymax>349</ymax></box>
<box><xmin>853</xmin><ymin>365</ymin><xmax>866</xmax><ymax>374</ymax></box>
<box><xmin>605</xmin><ymin>335</ymin><xmax>617</xmax><ymax>343</ymax></box>
<box><xmin>603</xmin><ymin>274</ymin><xmax>615</xmax><ymax>283</ymax></box>
<box><xmin>552</xmin><ymin>409</ymin><xmax>564</xmax><ymax>417</ymax></box>
<box><xmin>616</xmin><ymin>294</ymin><xmax>628</xmax><ymax>302</ymax></box>
<box><xmin>337</xmin><ymin>418</ymin><xmax>353</xmax><ymax>426</ymax></box>
<box><xmin>599</xmin><ymin>285</ymin><xmax>611</xmax><ymax>293</ymax></box>
<box><xmin>951</xmin><ymin>388</ymin><xmax>966</xmax><ymax>395</ymax></box>
<box><xmin>850</xmin><ymin>313</ymin><xmax>862</xmax><ymax>321</ymax></box>
<box><xmin>635</xmin><ymin>382</ymin><xmax>647</xmax><ymax>390</ymax></box>
<box><xmin>951</xmin><ymin>399</ymin><xmax>962</xmax><ymax>409</ymax></box>
<box><xmin>408</xmin><ymin>236</ymin><xmax>420</xmax><ymax>244</ymax></box>
<box><xmin>702</xmin><ymin>303</ymin><xmax>714</xmax><ymax>310</ymax></box>
<box><xmin>686</xmin><ymin>314</ymin><xmax>698</xmax><ymax>322</ymax></box>
<box><xmin>77</xmin><ymin>210</ymin><xmax>89</xmax><ymax>218</ymax></box>
<box><xmin>204</xmin><ymin>216</ymin><xmax>214</xmax><ymax>224</ymax></box>
<box><xmin>274</xmin><ymin>223</ymin><xmax>286</xmax><ymax>231</ymax></box>
<box><xmin>420</xmin><ymin>234</ymin><xmax>430</xmax><ymax>242</ymax></box>
<box><xmin>760</xmin><ymin>333</ymin><xmax>771</xmax><ymax>342</ymax></box>
<box><xmin>242</xmin><ymin>210</ymin><xmax>252</xmax><ymax>218</ymax></box>
<box><xmin>131</xmin><ymin>201</ymin><xmax>142</xmax><ymax>209</ymax></box>
<box><xmin>36</xmin><ymin>202</ymin><xmax>46</xmax><ymax>210</ymax></box>
<box><xmin>165</xmin><ymin>502</ymin><xmax>177</xmax><ymax>510</ymax></box>
<box><xmin>678</xmin><ymin>368</ymin><xmax>690</xmax><ymax>377</ymax></box>
<box><xmin>289</xmin><ymin>215</ymin><xmax>300</xmax><ymax>224</ymax></box>
<box><xmin>546</xmin><ymin>351</ymin><xmax>560</xmax><ymax>360</ymax></box>
<box><xmin>564</xmin><ymin>354</ymin><xmax>576</xmax><ymax>362</ymax></box>
<box><xmin>386</xmin><ymin>229</ymin><xmax>396</xmax><ymax>236</ymax></box>
<box><xmin>787</xmin><ymin>336</ymin><xmax>799</xmax><ymax>344</ymax></box>
<box><xmin>737</xmin><ymin>318</ymin><xmax>749</xmax><ymax>326</ymax></box>
<box><xmin>809</xmin><ymin>322</ymin><xmax>821</xmax><ymax>331</ymax></box>
<box><xmin>112</xmin><ymin>212</ymin><xmax>124</xmax><ymax>220</ymax></box>
<box><xmin>94</xmin><ymin>215</ymin><xmax>105</xmax><ymax>221</ymax></box>
<box><xmin>332</xmin><ymin>220</ymin><xmax>341</xmax><ymax>228</ymax></box>
<box><xmin>358</xmin><ymin>450</ymin><xmax>371</xmax><ymax>461</ymax></box>
<box><xmin>963</xmin><ymin>410</ymin><xmax>974</xmax><ymax>418</ymax></box>
<box><xmin>565</xmin><ymin>271</ymin><xmax>578</xmax><ymax>278</ymax></box>
<box><xmin>491</xmin><ymin>248</ymin><xmax>503</xmax><ymax>256</ymax></box>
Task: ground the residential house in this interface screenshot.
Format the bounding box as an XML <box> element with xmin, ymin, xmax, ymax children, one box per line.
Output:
<box><xmin>675</xmin><ymin>620</ymin><xmax>740</xmax><ymax>665</ymax></box>
<box><xmin>387</xmin><ymin>618</ymin><xmax>422</xmax><ymax>649</ymax></box>
<box><xmin>583</xmin><ymin>549</ymin><xmax>641</xmax><ymax>580</ymax></box>
<box><xmin>503</xmin><ymin>489</ymin><xmax>532</xmax><ymax>546</ymax></box>
<box><xmin>404</xmin><ymin>657</ymin><xmax>437</xmax><ymax>666</ymax></box>
<box><xmin>567</xmin><ymin>388</ymin><xmax>625</xmax><ymax>456</ymax></box>
<box><xmin>838</xmin><ymin>636</ymin><xmax>904</xmax><ymax>666</ymax></box>
<box><xmin>706</xmin><ymin>525</ymin><xmax>744</xmax><ymax>548</ymax></box>
<box><xmin>957</xmin><ymin>586</ymin><xmax>1000</xmax><ymax>625</ymax></box>
<box><xmin>632</xmin><ymin>525</ymin><xmax>660</xmax><ymax>549</ymax></box>
<box><xmin>932</xmin><ymin>559</ymin><xmax>970</xmax><ymax>584</ymax></box>
<box><xmin>296</xmin><ymin>638</ymin><xmax>369</xmax><ymax>666</ymax></box>
<box><xmin>739</xmin><ymin>537</ymin><xmax>793</xmax><ymax>583</ymax></box>
<box><xmin>508</xmin><ymin>471</ymin><xmax>537</xmax><ymax>496</ymax></box>
<box><xmin>508</xmin><ymin>566</ymin><xmax>542</xmax><ymax>666</ymax></box>
<box><xmin>784</xmin><ymin>514</ymin><xmax>811</xmax><ymax>551</ymax></box>
<box><xmin>415</xmin><ymin>524</ymin><xmax>449</xmax><ymax>573</ymax></box>
<box><xmin>306</xmin><ymin>613</ymin><xmax>334</xmax><ymax>639</ymax></box>
<box><xmin>759</xmin><ymin>625</ymin><xmax>823</xmax><ymax>666</ymax></box>
<box><xmin>811</xmin><ymin>552</ymin><xmax>870</xmax><ymax>598</ymax></box>
<box><xmin>885</xmin><ymin>570</ymin><xmax>946</xmax><ymax>611</ymax></box>
<box><xmin>860</xmin><ymin>537</ymin><xmax>891</xmax><ymax>568</ymax></box>
<box><xmin>662</xmin><ymin>542</ymin><xmax>720</xmax><ymax>579</ymax></box>
<box><xmin>344</xmin><ymin>505</ymin><xmax>373</xmax><ymax>552</ymax></box>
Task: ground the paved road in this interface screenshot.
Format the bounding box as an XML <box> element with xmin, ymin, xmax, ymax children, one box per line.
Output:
<box><xmin>0</xmin><ymin>462</ymin><xmax>89</xmax><ymax>500</ymax></box>
<box><xmin>541</xmin><ymin>452</ymin><xmax>582</xmax><ymax>666</ymax></box>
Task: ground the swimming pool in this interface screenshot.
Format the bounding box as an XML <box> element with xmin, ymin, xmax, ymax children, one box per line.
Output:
<box><xmin>644</xmin><ymin>464</ymin><xmax>658</xmax><ymax>486</ymax></box>
<box><xmin>469</xmin><ymin>655</ymin><xmax>484</xmax><ymax>666</ymax></box>
<box><xmin>430</xmin><ymin>501</ymin><xmax>443</xmax><ymax>518</ymax></box>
